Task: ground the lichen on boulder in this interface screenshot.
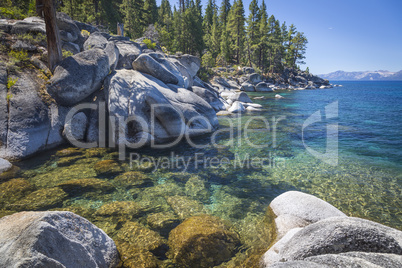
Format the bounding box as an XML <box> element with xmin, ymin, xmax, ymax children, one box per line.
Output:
<box><xmin>168</xmin><ymin>214</ymin><xmax>241</xmax><ymax>268</ymax></box>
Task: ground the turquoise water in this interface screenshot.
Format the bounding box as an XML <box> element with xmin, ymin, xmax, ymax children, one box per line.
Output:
<box><xmin>2</xmin><ymin>81</ymin><xmax>401</xmax><ymax>267</ymax></box>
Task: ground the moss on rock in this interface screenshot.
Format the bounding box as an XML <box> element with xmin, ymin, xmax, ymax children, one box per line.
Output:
<box><xmin>0</xmin><ymin>178</ymin><xmax>35</xmax><ymax>206</ymax></box>
<box><xmin>116</xmin><ymin>221</ymin><xmax>168</xmax><ymax>255</ymax></box>
<box><xmin>114</xmin><ymin>171</ymin><xmax>153</xmax><ymax>189</ymax></box>
<box><xmin>116</xmin><ymin>242</ymin><xmax>160</xmax><ymax>268</ymax></box>
<box><xmin>147</xmin><ymin>212</ymin><xmax>180</xmax><ymax>235</ymax></box>
<box><xmin>168</xmin><ymin>215</ymin><xmax>241</xmax><ymax>268</ymax></box>
<box><xmin>6</xmin><ymin>187</ymin><xmax>67</xmax><ymax>211</ymax></box>
<box><xmin>55</xmin><ymin>147</ymin><xmax>82</xmax><ymax>157</ymax></box>
<box><xmin>95</xmin><ymin>201</ymin><xmax>144</xmax><ymax>218</ymax></box>
<box><xmin>57</xmin><ymin>155</ymin><xmax>83</xmax><ymax>167</ymax></box>
<box><xmin>93</xmin><ymin>160</ymin><xmax>123</xmax><ymax>176</ymax></box>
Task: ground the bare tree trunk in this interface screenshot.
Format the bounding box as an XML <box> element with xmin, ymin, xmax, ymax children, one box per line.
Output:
<box><xmin>43</xmin><ymin>0</ymin><xmax>63</xmax><ymax>72</ymax></box>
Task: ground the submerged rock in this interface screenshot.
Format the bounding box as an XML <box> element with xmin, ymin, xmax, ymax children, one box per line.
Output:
<box><xmin>58</xmin><ymin>178</ymin><xmax>115</xmax><ymax>194</ymax></box>
<box><xmin>114</xmin><ymin>171</ymin><xmax>153</xmax><ymax>188</ymax></box>
<box><xmin>0</xmin><ymin>211</ymin><xmax>119</xmax><ymax>267</ymax></box>
<box><xmin>185</xmin><ymin>176</ymin><xmax>210</xmax><ymax>202</ymax></box>
<box><xmin>168</xmin><ymin>215</ymin><xmax>241</xmax><ymax>268</ymax></box>
<box><xmin>93</xmin><ymin>160</ymin><xmax>123</xmax><ymax>176</ymax></box>
<box><xmin>56</xmin><ymin>147</ymin><xmax>83</xmax><ymax>157</ymax></box>
<box><xmin>0</xmin><ymin>178</ymin><xmax>34</xmax><ymax>206</ymax></box>
<box><xmin>116</xmin><ymin>221</ymin><xmax>168</xmax><ymax>254</ymax></box>
<box><xmin>95</xmin><ymin>201</ymin><xmax>144</xmax><ymax>218</ymax></box>
<box><xmin>116</xmin><ymin>243</ymin><xmax>160</xmax><ymax>268</ymax></box>
<box><xmin>6</xmin><ymin>187</ymin><xmax>67</xmax><ymax>211</ymax></box>
<box><xmin>166</xmin><ymin>195</ymin><xmax>206</xmax><ymax>219</ymax></box>
<box><xmin>147</xmin><ymin>212</ymin><xmax>180</xmax><ymax>233</ymax></box>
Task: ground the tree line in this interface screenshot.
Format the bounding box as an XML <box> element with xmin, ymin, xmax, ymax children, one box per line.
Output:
<box><xmin>1</xmin><ymin>0</ymin><xmax>308</xmax><ymax>72</ymax></box>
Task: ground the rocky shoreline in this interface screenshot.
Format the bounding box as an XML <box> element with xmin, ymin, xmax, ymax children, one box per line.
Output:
<box><xmin>1</xmin><ymin>14</ymin><xmax>399</xmax><ymax>268</ymax></box>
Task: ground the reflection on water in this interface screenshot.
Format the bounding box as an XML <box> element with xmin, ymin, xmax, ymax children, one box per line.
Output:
<box><xmin>1</xmin><ymin>82</ymin><xmax>401</xmax><ymax>267</ymax></box>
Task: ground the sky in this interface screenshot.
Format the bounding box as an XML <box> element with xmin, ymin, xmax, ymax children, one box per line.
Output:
<box><xmin>159</xmin><ymin>0</ymin><xmax>402</xmax><ymax>74</ymax></box>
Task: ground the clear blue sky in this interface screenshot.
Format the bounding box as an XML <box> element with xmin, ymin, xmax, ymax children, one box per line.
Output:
<box><xmin>160</xmin><ymin>0</ymin><xmax>402</xmax><ymax>74</ymax></box>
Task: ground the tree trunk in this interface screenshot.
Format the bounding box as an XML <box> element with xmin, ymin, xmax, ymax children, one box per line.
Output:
<box><xmin>93</xmin><ymin>0</ymin><xmax>99</xmax><ymax>25</ymax></box>
<box><xmin>36</xmin><ymin>0</ymin><xmax>44</xmax><ymax>17</ymax></box>
<box><xmin>43</xmin><ymin>0</ymin><xmax>63</xmax><ymax>72</ymax></box>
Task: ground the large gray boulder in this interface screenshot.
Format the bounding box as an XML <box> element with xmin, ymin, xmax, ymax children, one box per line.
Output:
<box><xmin>0</xmin><ymin>72</ymin><xmax>65</xmax><ymax>160</ymax></box>
<box><xmin>104</xmin><ymin>41</ymin><xmax>119</xmax><ymax>71</ymax></box>
<box><xmin>10</xmin><ymin>17</ymin><xmax>46</xmax><ymax>35</ymax></box>
<box><xmin>105</xmin><ymin>70</ymin><xmax>218</xmax><ymax>145</ymax></box>
<box><xmin>0</xmin><ymin>211</ymin><xmax>119</xmax><ymax>267</ymax></box>
<box><xmin>132</xmin><ymin>54</ymin><xmax>179</xmax><ymax>85</ymax></box>
<box><xmin>270</xmin><ymin>191</ymin><xmax>347</xmax><ymax>224</ymax></box>
<box><xmin>248</xmin><ymin>73</ymin><xmax>263</xmax><ymax>84</ymax></box>
<box><xmin>135</xmin><ymin>53</ymin><xmax>194</xmax><ymax>88</ymax></box>
<box><xmin>262</xmin><ymin>217</ymin><xmax>402</xmax><ymax>267</ymax></box>
<box><xmin>191</xmin><ymin>86</ymin><xmax>225</xmax><ymax>112</ymax></box>
<box><xmin>0</xmin><ymin>158</ymin><xmax>12</xmax><ymax>174</ymax></box>
<box><xmin>115</xmin><ymin>40</ymin><xmax>142</xmax><ymax>69</ymax></box>
<box><xmin>56</xmin><ymin>13</ymin><xmax>81</xmax><ymax>43</ymax></box>
<box><xmin>255</xmin><ymin>82</ymin><xmax>274</xmax><ymax>92</ymax></box>
<box><xmin>228</xmin><ymin>92</ymin><xmax>252</xmax><ymax>103</ymax></box>
<box><xmin>47</xmin><ymin>48</ymin><xmax>110</xmax><ymax>106</ymax></box>
<box><xmin>269</xmin><ymin>191</ymin><xmax>347</xmax><ymax>239</ymax></box>
<box><xmin>83</xmin><ymin>32</ymin><xmax>109</xmax><ymax>50</ymax></box>
<box><xmin>177</xmin><ymin>54</ymin><xmax>201</xmax><ymax>78</ymax></box>
<box><xmin>240</xmin><ymin>82</ymin><xmax>255</xmax><ymax>92</ymax></box>
<box><xmin>228</xmin><ymin>101</ymin><xmax>245</xmax><ymax>113</ymax></box>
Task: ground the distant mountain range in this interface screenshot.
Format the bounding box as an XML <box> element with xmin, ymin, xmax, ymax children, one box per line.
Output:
<box><xmin>318</xmin><ymin>70</ymin><xmax>402</xmax><ymax>81</ymax></box>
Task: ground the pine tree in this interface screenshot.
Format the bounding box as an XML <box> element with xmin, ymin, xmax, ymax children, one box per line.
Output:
<box><xmin>285</xmin><ymin>24</ymin><xmax>297</xmax><ymax>66</ymax></box>
<box><xmin>258</xmin><ymin>0</ymin><xmax>269</xmax><ymax>70</ymax></box>
<box><xmin>246</xmin><ymin>0</ymin><xmax>260</xmax><ymax>66</ymax></box>
<box><xmin>121</xmin><ymin>0</ymin><xmax>145</xmax><ymax>39</ymax></box>
<box><xmin>143</xmin><ymin>0</ymin><xmax>158</xmax><ymax>26</ymax></box>
<box><xmin>219</xmin><ymin>25</ymin><xmax>231</xmax><ymax>65</ymax></box>
<box><xmin>219</xmin><ymin>0</ymin><xmax>231</xmax><ymax>26</ymax></box>
<box><xmin>227</xmin><ymin>0</ymin><xmax>245</xmax><ymax>64</ymax></box>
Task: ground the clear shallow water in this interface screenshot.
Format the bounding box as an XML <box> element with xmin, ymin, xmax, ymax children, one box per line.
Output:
<box><xmin>1</xmin><ymin>81</ymin><xmax>401</xmax><ymax>267</ymax></box>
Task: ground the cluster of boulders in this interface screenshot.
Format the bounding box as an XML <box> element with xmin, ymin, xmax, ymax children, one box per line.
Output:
<box><xmin>261</xmin><ymin>191</ymin><xmax>402</xmax><ymax>267</ymax></box>
<box><xmin>0</xmin><ymin>13</ymin><xmax>226</xmax><ymax>160</ymax></box>
<box><xmin>211</xmin><ymin>66</ymin><xmax>333</xmax><ymax>92</ymax></box>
